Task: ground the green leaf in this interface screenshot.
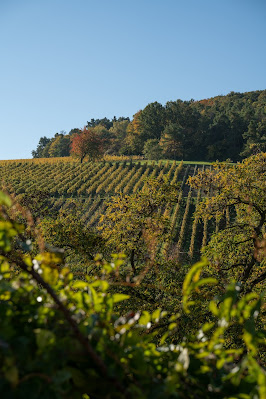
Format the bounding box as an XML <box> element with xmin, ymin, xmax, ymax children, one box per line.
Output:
<box><xmin>112</xmin><ymin>293</ymin><xmax>130</xmax><ymax>303</ymax></box>
<box><xmin>0</xmin><ymin>257</ymin><xmax>10</xmax><ymax>275</ymax></box>
<box><xmin>152</xmin><ymin>308</ymin><xmax>161</xmax><ymax>322</ymax></box>
<box><xmin>209</xmin><ymin>301</ymin><xmax>219</xmax><ymax>316</ymax></box>
<box><xmin>183</xmin><ymin>259</ymin><xmax>207</xmax><ymax>294</ymax></box>
<box><xmin>71</xmin><ymin>281</ymin><xmax>88</xmax><ymax>290</ymax></box>
<box><xmin>35</xmin><ymin>329</ymin><xmax>56</xmax><ymax>350</ymax></box>
<box><xmin>90</xmin><ymin>280</ymin><xmax>109</xmax><ymax>291</ymax></box>
<box><xmin>182</xmin><ymin>259</ymin><xmax>212</xmax><ymax>313</ymax></box>
<box><xmin>159</xmin><ymin>332</ymin><xmax>169</xmax><ymax>345</ymax></box>
<box><xmin>193</xmin><ymin>277</ymin><xmax>218</xmax><ymax>289</ymax></box>
<box><xmin>168</xmin><ymin>322</ymin><xmax>177</xmax><ymax>331</ymax></box>
<box><xmin>0</xmin><ymin>191</ymin><xmax>12</xmax><ymax>207</ymax></box>
<box><xmin>202</xmin><ymin>322</ymin><xmax>215</xmax><ymax>332</ymax></box>
<box><xmin>139</xmin><ymin>311</ymin><xmax>151</xmax><ymax>326</ymax></box>
<box><xmin>23</xmin><ymin>254</ymin><xmax>32</xmax><ymax>267</ymax></box>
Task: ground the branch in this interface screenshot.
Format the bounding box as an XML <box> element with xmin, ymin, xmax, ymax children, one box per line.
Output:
<box><xmin>232</xmin><ymin>196</ymin><xmax>264</xmax><ymax>217</ymax></box>
<box><xmin>221</xmin><ymin>263</ymin><xmax>245</xmax><ymax>271</ymax></box>
<box><xmin>10</xmin><ymin>254</ymin><xmax>129</xmax><ymax>397</ymax></box>
<box><xmin>234</xmin><ymin>238</ymin><xmax>253</xmax><ymax>245</ymax></box>
<box><xmin>248</xmin><ymin>271</ymin><xmax>266</xmax><ymax>290</ymax></box>
<box><xmin>240</xmin><ymin>257</ymin><xmax>257</xmax><ymax>286</ymax></box>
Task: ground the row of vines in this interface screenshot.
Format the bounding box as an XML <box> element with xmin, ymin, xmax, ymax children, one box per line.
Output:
<box><xmin>0</xmin><ymin>159</ymin><xmax>215</xmax><ymax>260</ymax></box>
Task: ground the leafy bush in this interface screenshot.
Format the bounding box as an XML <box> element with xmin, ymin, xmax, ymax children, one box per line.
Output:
<box><xmin>0</xmin><ymin>191</ymin><xmax>265</xmax><ymax>398</ymax></box>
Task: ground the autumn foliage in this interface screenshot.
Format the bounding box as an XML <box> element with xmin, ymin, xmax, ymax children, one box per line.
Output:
<box><xmin>70</xmin><ymin>127</ymin><xmax>104</xmax><ymax>163</ymax></box>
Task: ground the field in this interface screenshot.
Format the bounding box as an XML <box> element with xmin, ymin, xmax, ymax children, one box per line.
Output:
<box><xmin>0</xmin><ymin>158</ymin><xmax>220</xmax><ymax>261</ymax></box>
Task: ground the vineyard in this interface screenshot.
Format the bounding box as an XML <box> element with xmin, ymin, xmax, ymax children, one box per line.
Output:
<box><xmin>0</xmin><ymin>158</ymin><xmax>216</xmax><ymax>261</ymax></box>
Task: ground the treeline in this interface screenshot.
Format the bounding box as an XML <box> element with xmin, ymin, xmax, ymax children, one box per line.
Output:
<box><xmin>32</xmin><ymin>90</ymin><xmax>266</xmax><ymax>161</ymax></box>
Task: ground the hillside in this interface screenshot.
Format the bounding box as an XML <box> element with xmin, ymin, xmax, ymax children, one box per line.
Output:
<box><xmin>0</xmin><ymin>158</ymin><xmax>217</xmax><ymax>262</ymax></box>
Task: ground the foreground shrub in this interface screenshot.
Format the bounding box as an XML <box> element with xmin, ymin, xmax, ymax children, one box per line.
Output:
<box><xmin>0</xmin><ymin>191</ymin><xmax>265</xmax><ymax>398</ymax></box>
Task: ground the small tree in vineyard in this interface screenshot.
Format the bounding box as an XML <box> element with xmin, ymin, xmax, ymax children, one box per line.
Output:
<box><xmin>70</xmin><ymin>127</ymin><xmax>104</xmax><ymax>163</ymax></box>
<box><xmin>98</xmin><ymin>178</ymin><xmax>178</xmax><ymax>272</ymax></box>
<box><xmin>188</xmin><ymin>152</ymin><xmax>266</xmax><ymax>294</ymax></box>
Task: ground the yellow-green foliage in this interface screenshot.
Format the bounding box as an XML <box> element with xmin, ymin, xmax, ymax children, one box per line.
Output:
<box><xmin>0</xmin><ymin>191</ymin><xmax>265</xmax><ymax>398</ymax></box>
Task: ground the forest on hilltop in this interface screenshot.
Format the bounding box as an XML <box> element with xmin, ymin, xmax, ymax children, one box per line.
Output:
<box><xmin>32</xmin><ymin>90</ymin><xmax>266</xmax><ymax>162</ymax></box>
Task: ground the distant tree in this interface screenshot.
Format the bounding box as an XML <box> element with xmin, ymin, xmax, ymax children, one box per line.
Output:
<box><xmin>32</xmin><ymin>132</ymin><xmax>70</xmax><ymax>159</ymax></box>
<box><xmin>241</xmin><ymin>120</ymin><xmax>266</xmax><ymax>157</ymax></box>
<box><xmin>109</xmin><ymin>120</ymin><xmax>130</xmax><ymax>140</ymax></box>
<box><xmin>32</xmin><ymin>136</ymin><xmax>51</xmax><ymax>158</ymax></box>
<box><xmin>68</xmin><ymin>128</ymin><xmax>82</xmax><ymax>136</ymax></box>
<box><xmin>87</xmin><ymin>117</ymin><xmax>113</xmax><ymax>129</ymax></box>
<box><xmin>92</xmin><ymin>125</ymin><xmax>113</xmax><ymax>153</ymax></box>
<box><xmin>70</xmin><ymin>127</ymin><xmax>104</xmax><ymax>163</ymax></box>
<box><xmin>160</xmin><ymin>123</ymin><xmax>186</xmax><ymax>159</ymax></box>
<box><xmin>143</xmin><ymin>139</ymin><xmax>162</xmax><ymax>160</ymax></box>
<box><xmin>138</xmin><ymin>101</ymin><xmax>166</xmax><ymax>141</ymax></box>
<box><xmin>108</xmin><ymin>120</ymin><xmax>130</xmax><ymax>154</ymax></box>
<box><xmin>164</xmin><ymin>101</ymin><xmax>203</xmax><ymax>160</ymax></box>
<box><xmin>124</xmin><ymin>111</ymin><xmax>143</xmax><ymax>154</ymax></box>
<box><xmin>115</xmin><ymin>116</ymin><xmax>130</xmax><ymax>123</ymax></box>
<box><xmin>48</xmin><ymin>134</ymin><xmax>71</xmax><ymax>157</ymax></box>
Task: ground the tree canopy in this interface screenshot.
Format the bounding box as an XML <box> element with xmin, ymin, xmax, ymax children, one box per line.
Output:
<box><xmin>188</xmin><ymin>152</ymin><xmax>266</xmax><ymax>294</ymax></box>
<box><xmin>32</xmin><ymin>90</ymin><xmax>266</xmax><ymax>162</ymax></box>
<box><xmin>98</xmin><ymin>178</ymin><xmax>178</xmax><ymax>272</ymax></box>
<box><xmin>70</xmin><ymin>127</ymin><xmax>104</xmax><ymax>163</ymax></box>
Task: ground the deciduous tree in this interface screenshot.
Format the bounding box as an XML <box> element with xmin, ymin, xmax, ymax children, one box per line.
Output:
<box><xmin>70</xmin><ymin>127</ymin><xmax>104</xmax><ymax>163</ymax></box>
<box><xmin>188</xmin><ymin>153</ymin><xmax>266</xmax><ymax>293</ymax></box>
<box><xmin>143</xmin><ymin>139</ymin><xmax>162</xmax><ymax>160</ymax></box>
<box><xmin>138</xmin><ymin>101</ymin><xmax>166</xmax><ymax>141</ymax></box>
<box><xmin>98</xmin><ymin>178</ymin><xmax>178</xmax><ymax>272</ymax></box>
<box><xmin>31</xmin><ymin>136</ymin><xmax>51</xmax><ymax>158</ymax></box>
<box><xmin>48</xmin><ymin>133</ymin><xmax>71</xmax><ymax>157</ymax></box>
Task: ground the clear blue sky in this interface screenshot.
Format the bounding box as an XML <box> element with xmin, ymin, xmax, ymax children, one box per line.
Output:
<box><xmin>0</xmin><ymin>0</ymin><xmax>265</xmax><ymax>160</ymax></box>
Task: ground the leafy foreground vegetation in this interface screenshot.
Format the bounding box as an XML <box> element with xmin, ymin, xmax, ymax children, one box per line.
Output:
<box><xmin>0</xmin><ymin>190</ymin><xmax>265</xmax><ymax>399</ymax></box>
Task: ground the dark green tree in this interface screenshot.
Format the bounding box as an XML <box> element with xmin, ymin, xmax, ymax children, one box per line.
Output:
<box><xmin>138</xmin><ymin>102</ymin><xmax>166</xmax><ymax>141</ymax></box>
<box><xmin>48</xmin><ymin>134</ymin><xmax>71</xmax><ymax>157</ymax></box>
<box><xmin>143</xmin><ymin>139</ymin><xmax>162</xmax><ymax>160</ymax></box>
<box><xmin>32</xmin><ymin>136</ymin><xmax>51</xmax><ymax>158</ymax></box>
<box><xmin>241</xmin><ymin>120</ymin><xmax>266</xmax><ymax>157</ymax></box>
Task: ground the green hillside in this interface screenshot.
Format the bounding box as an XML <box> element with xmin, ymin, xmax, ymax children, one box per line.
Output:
<box><xmin>0</xmin><ymin>158</ymin><xmax>218</xmax><ymax>262</ymax></box>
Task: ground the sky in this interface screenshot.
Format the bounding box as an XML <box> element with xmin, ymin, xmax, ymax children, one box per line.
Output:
<box><xmin>0</xmin><ymin>0</ymin><xmax>265</xmax><ymax>160</ymax></box>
